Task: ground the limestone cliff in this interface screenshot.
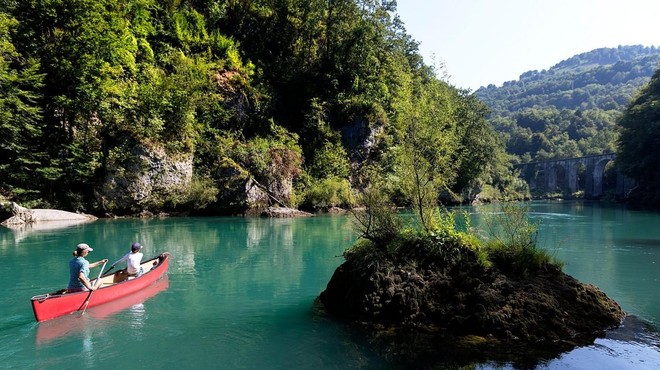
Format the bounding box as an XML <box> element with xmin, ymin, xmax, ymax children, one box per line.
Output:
<box><xmin>97</xmin><ymin>144</ymin><xmax>193</xmax><ymax>214</ymax></box>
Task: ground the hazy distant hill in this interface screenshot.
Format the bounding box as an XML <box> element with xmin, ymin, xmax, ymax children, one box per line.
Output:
<box><xmin>474</xmin><ymin>45</ymin><xmax>660</xmax><ymax>162</ymax></box>
<box><xmin>476</xmin><ymin>45</ymin><xmax>660</xmax><ymax>115</ymax></box>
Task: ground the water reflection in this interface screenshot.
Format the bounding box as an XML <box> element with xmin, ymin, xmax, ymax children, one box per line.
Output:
<box><xmin>1</xmin><ymin>219</ymin><xmax>95</xmax><ymax>243</ymax></box>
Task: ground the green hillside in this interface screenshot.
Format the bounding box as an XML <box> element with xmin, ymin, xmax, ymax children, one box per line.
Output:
<box><xmin>475</xmin><ymin>45</ymin><xmax>660</xmax><ymax>163</ymax></box>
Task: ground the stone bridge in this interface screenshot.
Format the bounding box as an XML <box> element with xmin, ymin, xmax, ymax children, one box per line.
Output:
<box><xmin>514</xmin><ymin>153</ymin><xmax>635</xmax><ymax>198</ymax></box>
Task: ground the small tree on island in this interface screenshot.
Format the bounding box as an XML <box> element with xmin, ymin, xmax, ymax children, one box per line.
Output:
<box><xmin>395</xmin><ymin>78</ymin><xmax>459</xmax><ymax>234</ymax></box>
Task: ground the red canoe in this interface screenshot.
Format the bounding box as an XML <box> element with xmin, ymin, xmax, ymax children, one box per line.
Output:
<box><xmin>35</xmin><ymin>275</ymin><xmax>169</xmax><ymax>345</ymax></box>
<box><xmin>30</xmin><ymin>253</ymin><xmax>170</xmax><ymax>322</ymax></box>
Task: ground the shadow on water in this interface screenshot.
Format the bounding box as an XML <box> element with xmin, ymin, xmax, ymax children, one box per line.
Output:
<box><xmin>606</xmin><ymin>315</ymin><xmax>660</xmax><ymax>346</ymax></box>
<box><xmin>312</xmin><ymin>304</ymin><xmax>660</xmax><ymax>370</ymax></box>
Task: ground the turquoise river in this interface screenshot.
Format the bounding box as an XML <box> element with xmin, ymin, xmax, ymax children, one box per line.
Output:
<box><xmin>0</xmin><ymin>201</ymin><xmax>659</xmax><ymax>369</ymax></box>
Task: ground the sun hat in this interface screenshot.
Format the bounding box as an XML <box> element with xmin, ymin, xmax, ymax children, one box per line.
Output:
<box><xmin>76</xmin><ymin>243</ymin><xmax>93</xmax><ymax>251</ymax></box>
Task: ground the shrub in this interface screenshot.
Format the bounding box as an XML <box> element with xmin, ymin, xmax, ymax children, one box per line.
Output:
<box><xmin>351</xmin><ymin>182</ymin><xmax>401</xmax><ymax>245</ymax></box>
<box><xmin>479</xmin><ymin>203</ymin><xmax>562</xmax><ymax>276</ymax></box>
<box><xmin>309</xmin><ymin>141</ymin><xmax>350</xmax><ymax>179</ymax></box>
<box><xmin>301</xmin><ymin>177</ymin><xmax>354</xmax><ymax>210</ymax></box>
<box><xmin>183</xmin><ymin>175</ymin><xmax>219</xmax><ymax>210</ymax></box>
<box><xmin>480</xmin><ymin>203</ymin><xmax>538</xmax><ymax>250</ymax></box>
<box><xmin>426</xmin><ymin>209</ymin><xmax>491</xmax><ymax>268</ymax></box>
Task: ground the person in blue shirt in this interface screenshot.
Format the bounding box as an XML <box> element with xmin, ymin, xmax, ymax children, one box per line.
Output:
<box><xmin>67</xmin><ymin>243</ymin><xmax>108</xmax><ymax>293</ymax></box>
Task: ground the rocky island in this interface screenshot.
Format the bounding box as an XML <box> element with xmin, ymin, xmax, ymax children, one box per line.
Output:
<box><xmin>319</xmin><ymin>219</ymin><xmax>625</xmax><ymax>367</ymax></box>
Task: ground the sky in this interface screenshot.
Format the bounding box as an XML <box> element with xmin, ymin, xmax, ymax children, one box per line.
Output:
<box><xmin>396</xmin><ymin>0</ymin><xmax>660</xmax><ymax>91</ymax></box>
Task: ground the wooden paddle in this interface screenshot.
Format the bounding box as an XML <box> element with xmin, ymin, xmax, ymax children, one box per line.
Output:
<box><xmin>79</xmin><ymin>260</ymin><xmax>108</xmax><ymax>315</ymax></box>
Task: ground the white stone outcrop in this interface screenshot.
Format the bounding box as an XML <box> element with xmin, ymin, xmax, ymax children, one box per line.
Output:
<box><xmin>1</xmin><ymin>202</ymin><xmax>97</xmax><ymax>226</ymax></box>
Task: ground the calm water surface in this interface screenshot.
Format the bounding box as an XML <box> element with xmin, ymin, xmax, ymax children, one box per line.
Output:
<box><xmin>0</xmin><ymin>201</ymin><xmax>659</xmax><ymax>369</ymax></box>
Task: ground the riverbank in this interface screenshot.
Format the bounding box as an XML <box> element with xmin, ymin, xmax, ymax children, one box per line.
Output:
<box><xmin>0</xmin><ymin>201</ymin><xmax>318</xmax><ymax>227</ymax></box>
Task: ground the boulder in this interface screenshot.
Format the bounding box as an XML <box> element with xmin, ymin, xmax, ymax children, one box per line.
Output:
<box><xmin>1</xmin><ymin>202</ymin><xmax>96</xmax><ymax>226</ymax></box>
<box><xmin>261</xmin><ymin>206</ymin><xmax>312</xmax><ymax>218</ymax></box>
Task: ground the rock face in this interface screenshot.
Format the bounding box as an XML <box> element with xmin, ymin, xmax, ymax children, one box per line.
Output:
<box><xmin>319</xmin><ymin>242</ymin><xmax>625</xmax><ymax>365</ymax></box>
<box><xmin>215</xmin><ymin>156</ymin><xmax>303</xmax><ymax>216</ymax></box>
<box><xmin>98</xmin><ymin>144</ymin><xmax>193</xmax><ymax>214</ymax></box>
<box><xmin>215</xmin><ymin>158</ymin><xmax>272</xmax><ymax>214</ymax></box>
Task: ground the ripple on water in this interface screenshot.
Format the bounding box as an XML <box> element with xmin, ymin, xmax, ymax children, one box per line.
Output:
<box><xmin>539</xmin><ymin>317</ymin><xmax>660</xmax><ymax>370</ymax></box>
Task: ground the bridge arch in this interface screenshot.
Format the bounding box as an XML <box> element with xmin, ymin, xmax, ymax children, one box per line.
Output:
<box><xmin>590</xmin><ymin>157</ymin><xmax>614</xmax><ymax>197</ymax></box>
<box><xmin>515</xmin><ymin>153</ymin><xmax>634</xmax><ymax>199</ymax></box>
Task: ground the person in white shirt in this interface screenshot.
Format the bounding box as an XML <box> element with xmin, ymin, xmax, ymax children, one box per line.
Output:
<box><xmin>111</xmin><ymin>242</ymin><xmax>144</xmax><ymax>277</ymax></box>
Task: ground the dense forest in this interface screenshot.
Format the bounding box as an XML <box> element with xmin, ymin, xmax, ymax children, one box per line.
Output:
<box><xmin>0</xmin><ymin>0</ymin><xmax>524</xmax><ymax>216</ymax></box>
<box><xmin>616</xmin><ymin>67</ymin><xmax>660</xmax><ymax>207</ymax></box>
<box><xmin>476</xmin><ymin>45</ymin><xmax>660</xmax><ymax>163</ymax></box>
<box><xmin>3</xmin><ymin>0</ymin><xmax>659</xmax><ymax>216</ymax></box>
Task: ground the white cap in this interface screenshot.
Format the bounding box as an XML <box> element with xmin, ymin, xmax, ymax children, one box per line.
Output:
<box><xmin>76</xmin><ymin>243</ymin><xmax>93</xmax><ymax>251</ymax></box>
